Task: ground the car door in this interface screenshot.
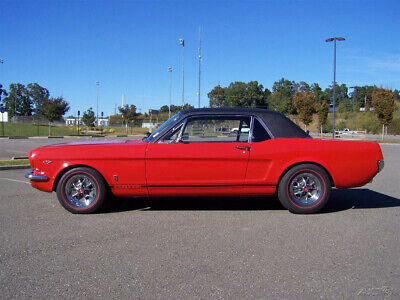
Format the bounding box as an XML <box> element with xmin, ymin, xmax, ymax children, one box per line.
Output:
<box><xmin>245</xmin><ymin>117</ymin><xmax>276</xmax><ymax>186</ymax></box>
<box><xmin>146</xmin><ymin>115</ymin><xmax>251</xmax><ymax>195</ymax></box>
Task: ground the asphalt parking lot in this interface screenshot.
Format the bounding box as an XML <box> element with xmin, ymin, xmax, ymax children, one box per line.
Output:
<box><xmin>0</xmin><ymin>144</ymin><xmax>399</xmax><ymax>299</ymax></box>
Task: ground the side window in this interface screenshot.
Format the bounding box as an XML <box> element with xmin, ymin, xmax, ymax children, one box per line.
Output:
<box><xmin>160</xmin><ymin>123</ymin><xmax>183</xmax><ymax>143</ymax></box>
<box><xmin>181</xmin><ymin>116</ymin><xmax>251</xmax><ymax>143</ymax></box>
<box><xmin>252</xmin><ymin>119</ymin><xmax>271</xmax><ymax>142</ymax></box>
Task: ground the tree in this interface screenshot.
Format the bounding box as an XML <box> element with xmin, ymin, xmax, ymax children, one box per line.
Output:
<box><xmin>208</xmin><ymin>81</ymin><xmax>269</xmax><ymax>108</ymax></box>
<box><xmin>372</xmin><ymin>87</ymin><xmax>396</xmax><ymax>139</ymax></box>
<box><xmin>26</xmin><ymin>83</ymin><xmax>49</xmax><ymax>110</ymax></box>
<box><xmin>41</xmin><ymin>96</ymin><xmax>70</xmax><ymax>135</ymax></box>
<box><xmin>292</xmin><ymin>91</ymin><xmax>316</xmax><ymax>130</ymax></box>
<box><xmin>267</xmin><ymin>78</ymin><xmax>297</xmax><ymax>114</ymax></box>
<box><xmin>208</xmin><ymin>85</ymin><xmax>226</xmax><ymax>107</ymax></box>
<box><xmin>119</xmin><ymin>104</ymin><xmax>138</xmax><ymax>122</ymax></box>
<box><xmin>317</xmin><ymin>101</ymin><xmax>329</xmax><ymax>134</ymax></box>
<box><xmin>82</xmin><ymin>108</ymin><xmax>96</xmax><ymax>128</ymax></box>
<box><xmin>324</xmin><ymin>83</ymin><xmax>348</xmax><ymax>107</ymax></box>
<box><xmin>0</xmin><ymin>84</ymin><xmax>7</xmax><ymax>102</ymax></box>
<box><xmin>353</xmin><ymin>86</ymin><xmax>374</xmax><ymax>110</ymax></box>
<box><xmin>2</xmin><ymin>83</ymin><xmax>32</xmax><ymax>117</ymax></box>
<box><xmin>160</xmin><ymin>105</ymin><xmax>169</xmax><ymax>113</ymax></box>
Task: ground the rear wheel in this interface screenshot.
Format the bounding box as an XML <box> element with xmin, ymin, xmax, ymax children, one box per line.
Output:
<box><xmin>277</xmin><ymin>164</ymin><xmax>331</xmax><ymax>214</ymax></box>
<box><xmin>56</xmin><ymin>167</ymin><xmax>106</xmax><ymax>214</ymax></box>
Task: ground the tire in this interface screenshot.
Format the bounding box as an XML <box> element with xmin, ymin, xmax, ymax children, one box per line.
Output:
<box><xmin>56</xmin><ymin>167</ymin><xmax>106</xmax><ymax>214</ymax></box>
<box><xmin>277</xmin><ymin>164</ymin><xmax>331</xmax><ymax>214</ymax></box>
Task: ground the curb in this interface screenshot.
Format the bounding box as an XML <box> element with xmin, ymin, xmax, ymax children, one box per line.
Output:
<box><xmin>0</xmin><ymin>165</ymin><xmax>30</xmax><ymax>171</ymax></box>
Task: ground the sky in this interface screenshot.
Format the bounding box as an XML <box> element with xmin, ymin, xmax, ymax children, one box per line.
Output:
<box><xmin>1</xmin><ymin>0</ymin><xmax>399</xmax><ymax>116</ymax></box>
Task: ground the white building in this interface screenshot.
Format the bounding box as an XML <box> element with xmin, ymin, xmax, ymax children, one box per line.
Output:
<box><xmin>65</xmin><ymin>118</ymin><xmax>83</xmax><ymax>126</ymax></box>
<box><xmin>97</xmin><ymin>118</ymin><xmax>109</xmax><ymax>127</ymax></box>
<box><xmin>0</xmin><ymin>111</ymin><xmax>8</xmax><ymax>122</ymax></box>
<box><xmin>142</xmin><ymin>122</ymin><xmax>158</xmax><ymax>129</ymax></box>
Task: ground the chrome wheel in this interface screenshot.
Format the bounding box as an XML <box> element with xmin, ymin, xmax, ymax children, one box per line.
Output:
<box><xmin>64</xmin><ymin>174</ymin><xmax>98</xmax><ymax>208</ymax></box>
<box><xmin>289</xmin><ymin>172</ymin><xmax>322</xmax><ymax>206</ymax></box>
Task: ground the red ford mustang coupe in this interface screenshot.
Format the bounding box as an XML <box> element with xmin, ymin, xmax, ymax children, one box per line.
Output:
<box><xmin>26</xmin><ymin>108</ymin><xmax>384</xmax><ymax>214</ymax></box>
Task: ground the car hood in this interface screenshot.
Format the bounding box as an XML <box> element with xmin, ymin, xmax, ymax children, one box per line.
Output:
<box><xmin>37</xmin><ymin>139</ymin><xmax>144</xmax><ymax>149</ymax></box>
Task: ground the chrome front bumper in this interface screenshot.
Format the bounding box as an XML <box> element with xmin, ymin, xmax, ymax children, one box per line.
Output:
<box><xmin>25</xmin><ymin>170</ymin><xmax>49</xmax><ymax>182</ymax></box>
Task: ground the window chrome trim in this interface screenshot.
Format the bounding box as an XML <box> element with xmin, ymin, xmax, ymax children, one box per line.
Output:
<box><xmin>175</xmin><ymin>114</ymin><xmax>252</xmax><ymax>144</ymax></box>
<box><xmin>154</xmin><ymin>113</ymin><xmax>273</xmax><ymax>144</ymax></box>
<box><xmin>249</xmin><ymin>116</ymin><xmax>255</xmax><ymax>143</ymax></box>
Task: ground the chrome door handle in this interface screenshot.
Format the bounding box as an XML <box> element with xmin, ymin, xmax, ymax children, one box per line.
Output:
<box><xmin>235</xmin><ymin>145</ymin><xmax>251</xmax><ymax>151</ymax></box>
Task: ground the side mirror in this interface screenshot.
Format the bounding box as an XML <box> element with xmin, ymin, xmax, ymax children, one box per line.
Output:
<box><xmin>145</xmin><ymin>132</ymin><xmax>151</xmax><ymax>137</ymax></box>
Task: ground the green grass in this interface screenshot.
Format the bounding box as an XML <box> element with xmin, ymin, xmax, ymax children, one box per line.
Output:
<box><xmin>0</xmin><ymin>123</ymin><xmax>150</xmax><ymax>137</ymax></box>
<box><xmin>0</xmin><ymin>159</ymin><xmax>30</xmax><ymax>166</ymax></box>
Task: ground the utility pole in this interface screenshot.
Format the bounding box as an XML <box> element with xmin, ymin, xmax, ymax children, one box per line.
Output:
<box><xmin>179</xmin><ymin>38</ymin><xmax>185</xmax><ymax>108</ymax></box>
<box><xmin>198</xmin><ymin>27</ymin><xmax>202</xmax><ymax>108</ymax></box>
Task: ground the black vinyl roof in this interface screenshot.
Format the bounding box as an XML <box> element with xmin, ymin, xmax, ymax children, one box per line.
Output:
<box><xmin>180</xmin><ymin>108</ymin><xmax>310</xmax><ymax>139</ymax></box>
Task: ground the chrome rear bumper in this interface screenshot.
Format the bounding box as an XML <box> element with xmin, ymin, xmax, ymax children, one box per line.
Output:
<box><xmin>25</xmin><ymin>170</ymin><xmax>49</xmax><ymax>182</ymax></box>
<box><xmin>378</xmin><ymin>160</ymin><xmax>384</xmax><ymax>173</ymax></box>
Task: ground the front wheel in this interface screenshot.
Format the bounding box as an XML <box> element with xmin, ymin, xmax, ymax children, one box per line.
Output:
<box><xmin>56</xmin><ymin>167</ymin><xmax>106</xmax><ymax>214</ymax></box>
<box><xmin>277</xmin><ymin>164</ymin><xmax>331</xmax><ymax>214</ymax></box>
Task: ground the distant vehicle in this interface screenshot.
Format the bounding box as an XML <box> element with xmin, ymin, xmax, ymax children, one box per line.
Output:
<box><xmin>26</xmin><ymin>108</ymin><xmax>384</xmax><ymax>214</ymax></box>
<box><xmin>230</xmin><ymin>126</ymin><xmax>250</xmax><ymax>134</ymax></box>
<box><xmin>337</xmin><ymin>128</ymin><xmax>359</xmax><ymax>135</ymax></box>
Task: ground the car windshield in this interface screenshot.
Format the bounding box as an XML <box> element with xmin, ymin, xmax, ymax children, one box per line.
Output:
<box><xmin>144</xmin><ymin>112</ymin><xmax>182</xmax><ymax>142</ymax></box>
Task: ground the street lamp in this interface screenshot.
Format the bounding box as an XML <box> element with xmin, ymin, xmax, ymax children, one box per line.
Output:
<box><xmin>179</xmin><ymin>38</ymin><xmax>185</xmax><ymax>108</ymax></box>
<box><xmin>326</xmin><ymin>37</ymin><xmax>345</xmax><ymax>139</ymax></box>
<box><xmin>168</xmin><ymin>66</ymin><xmax>172</xmax><ymax>118</ymax></box>
<box><xmin>350</xmin><ymin>86</ymin><xmax>357</xmax><ymax>131</ymax></box>
<box><xmin>198</xmin><ymin>27</ymin><xmax>202</xmax><ymax>108</ymax></box>
<box><xmin>95</xmin><ymin>81</ymin><xmax>100</xmax><ymax>126</ymax></box>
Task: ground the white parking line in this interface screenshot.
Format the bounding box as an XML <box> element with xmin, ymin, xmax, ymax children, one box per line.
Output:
<box><xmin>0</xmin><ymin>178</ymin><xmax>30</xmax><ymax>184</ymax></box>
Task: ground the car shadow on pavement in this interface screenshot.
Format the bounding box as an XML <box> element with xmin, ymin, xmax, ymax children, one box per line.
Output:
<box><xmin>322</xmin><ymin>189</ymin><xmax>400</xmax><ymax>213</ymax></box>
<box><xmin>102</xmin><ymin>188</ymin><xmax>399</xmax><ymax>214</ymax></box>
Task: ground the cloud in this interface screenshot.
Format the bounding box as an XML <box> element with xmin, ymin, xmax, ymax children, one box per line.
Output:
<box><xmin>341</xmin><ymin>51</ymin><xmax>400</xmax><ymax>88</ymax></box>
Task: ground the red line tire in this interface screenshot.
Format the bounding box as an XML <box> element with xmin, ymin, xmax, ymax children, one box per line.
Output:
<box><xmin>56</xmin><ymin>167</ymin><xmax>106</xmax><ymax>214</ymax></box>
<box><xmin>278</xmin><ymin>164</ymin><xmax>331</xmax><ymax>214</ymax></box>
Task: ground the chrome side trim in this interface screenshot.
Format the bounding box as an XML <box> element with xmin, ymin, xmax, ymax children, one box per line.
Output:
<box><xmin>25</xmin><ymin>170</ymin><xmax>49</xmax><ymax>182</ymax></box>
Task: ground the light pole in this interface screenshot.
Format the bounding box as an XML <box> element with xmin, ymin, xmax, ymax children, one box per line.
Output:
<box><xmin>350</xmin><ymin>86</ymin><xmax>357</xmax><ymax>131</ymax></box>
<box><xmin>326</xmin><ymin>37</ymin><xmax>345</xmax><ymax>139</ymax></box>
<box><xmin>179</xmin><ymin>38</ymin><xmax>185</xmax><ymax>108</ymax></box>
<box><xmin>198</xmin><ymin>27</ymin><xmax>202</xmax><ymax>108</ymax></box>
<box><xmin>168</xmin><ymin>66</ymin><xmax>172</xmax><ymax>118</ymax></box>
<box><xmin>95</xmin><ymin>81</ymin><xmax>100</xmax><ymax>126</ymax></box>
